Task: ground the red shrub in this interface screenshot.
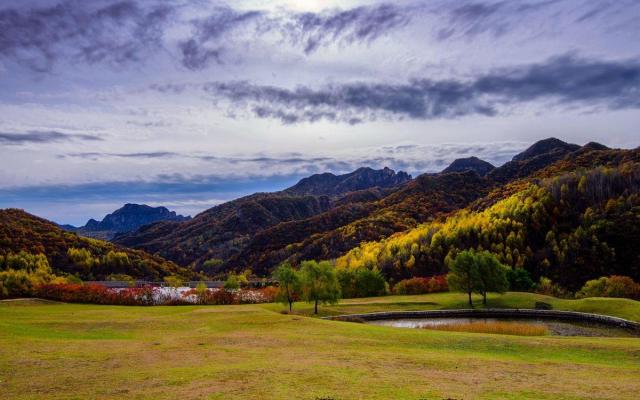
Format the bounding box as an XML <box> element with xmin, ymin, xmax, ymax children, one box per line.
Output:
<box><xmin>604</xmin><ymin>275</ymin><xmax>640</xmax><ymax>300</ymax></box>
<box><xmin>34</xmin><ymin>283</ymin><xmax>158</xmax><ymax>305</ymax></box>
<box><xmin>393</xmin><ymin>275</ymin><xmax>448</xmax><ymax>295</ymax></box>
<box><xmin>208</xmin><ymin>288</ymin><xmax>237</xmax><ymax>305</ymax></box>
<box><xmin>257</xmin><ymin>286</ymin><xmax>278</xmax><ymax>302</ymax></box>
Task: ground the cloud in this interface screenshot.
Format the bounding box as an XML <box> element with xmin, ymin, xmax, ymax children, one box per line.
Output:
<box><xmin>62</xmin><ymin>151</ymin><xmax>335</xmax><ymax>165</ymax></box>
<box><xmin>177</xmin><ymin>3</ymin><xmax>411</xmax><ymax>69</ymax></box>
<box><xmin>0</xmin><ymin>130</ymin><xmax>103</xmax><ymax>145</ymax></box>
<box><xmin>179</xmin><ymin>7</ymin><xmax>263</xmax><ymax>70</ymax></box>
<box><xmin>0</xmin><ymin>0</ymin><xmax>172</xmax><ymax>72</ymax></box>
<box><xmin>435</xmin><ymin>0</ymin><xmax>560</xmax><ymax>40</ymax></box>
<box><xmin>197</xmin><ymin>54</ymin><xmax>640</xmax><ymax>124</ymax></box>
<box><xmin>63</xmin><ymin>151</ymin><xmax>177</xmax><ymax>159</ymax></box>
<box><xmin>58</xmin><ymin>141</ymin><xmax>528</xmax><ymax>178</ymax></box>
<box><xmin>287</xmin><ymin>3</ymin><xmax>412</xmax><ymax>55</ymax></box>
<box><xmin>3</xmin><ymin>1</ymin><xmax>638</xmax><ymax>72</ymax></box>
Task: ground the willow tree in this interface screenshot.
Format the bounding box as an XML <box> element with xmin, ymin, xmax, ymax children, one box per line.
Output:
<box><xmin>300</xmin><ymin>260</ymin><xmax>341</xmax><ymax>314</ymax></box>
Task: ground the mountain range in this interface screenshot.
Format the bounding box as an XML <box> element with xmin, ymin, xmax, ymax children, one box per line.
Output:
<box><xmin>2</xmin><ymin>137</ymin><xmax>638</xmax><ymax>287</ymax></box>
<box><xmin>113</xmin><ymin>137</ymin><xmax>639</xmax><ymax>278</ymax></box>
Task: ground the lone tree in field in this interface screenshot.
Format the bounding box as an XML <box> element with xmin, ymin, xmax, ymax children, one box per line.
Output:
<box><xmin>273</xmin><ymin>262</ymin><xmax>300</xmax><ymax>312</ymax></box>
<box><xmin>447</xmin><ymin>250</ymin><xmax>481</xmax><ymax>307</ymax></box>
<box><xmin>300</xmin><ymin>260</ymin><xmax>341</xmax><ymax>314</ymax></box>
<box><xmin>475</xmin><ymin>251</ymin><xmax>510</xmax><ymax>305</ymax></box>
<box><xmin>447</xmin><ymin>250</ymin><xmax>510</xmax><ymax>307</ymax></box>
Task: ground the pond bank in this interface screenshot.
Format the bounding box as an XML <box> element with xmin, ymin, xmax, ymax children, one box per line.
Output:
<box><xmin>325</xmin><ymin>308</ymin><xmax>640</xmax><ymax>333</ymax></box>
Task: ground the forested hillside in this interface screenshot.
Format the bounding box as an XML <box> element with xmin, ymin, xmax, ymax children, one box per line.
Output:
<box><xmin>337</xmin><ymin>162</ymin><xmax>640</xmax><ymax>290</ymax></box>
<box><xmin>0</xmin><ymin>209</ymin><xmax>190</xmax><ymax>281</ymax></box>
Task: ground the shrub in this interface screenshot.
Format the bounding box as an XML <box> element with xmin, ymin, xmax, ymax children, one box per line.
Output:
<box><xmin>257</xmin><ymin>286</ymin><xmax>278</xmax><ymax>303</ymax></box>
<box><xmin>535</xmin><ymin>277</ymin><xmax>570</xmax><ymax>298</ymax></box>
<box><xmin>392</xmin><ymin>275</ymin><xmax>448</xmax><ymax>295</ymax></box>
<box><xmin>605</xmin><ymin>276</ymin><xmax>640</xmax><ymax>299</ymax></box>
<box><xmin>535</xmin><ymin>301</ymin><xmax>553</xmax><ymax>310</ymax></box>
<box><xmin>338</xmin><ymin>268</ymin><xmax>388</xmax><ymax>298</ymax></box>
<box><xmin>507</xmin><ymin>268</ymin><xmax>534</xmax><ymax>291</ymax></box>
<box><xmin>577</xmin><ymin>275</ymin><xmax>640</xmax><ymax>300</ymax></box>
<box><xmin>223</xmin><ymin>272</ymin><xmax>250</xmax><ymax>290</ymax></box>
<box><xmin>576</xmin><ymin>277</ymin><xmax>608</xmax><ymax>298</ymax></box>
<box><xmin>35</xmin><ymin>283</ymin><xmax>160</xmax><ymax>305</ymax></box>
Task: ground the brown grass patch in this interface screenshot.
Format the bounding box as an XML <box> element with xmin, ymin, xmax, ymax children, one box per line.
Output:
<box><xmin>423</xmin><ymin>321</ymin><xmax>549</xmax><ymax>336</ymax></box>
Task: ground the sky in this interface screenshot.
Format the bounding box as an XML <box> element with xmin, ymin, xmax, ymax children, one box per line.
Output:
<box><xmin>1</xmin><ymin>0</ymin><xmax>639</xmax><ymax>225</ymax></box>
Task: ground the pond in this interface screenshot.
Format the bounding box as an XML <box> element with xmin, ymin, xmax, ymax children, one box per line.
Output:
<box><xmin>367</xmin><ymin>317</ymin><xmax>639</xmax><ymax>337</ymax></box>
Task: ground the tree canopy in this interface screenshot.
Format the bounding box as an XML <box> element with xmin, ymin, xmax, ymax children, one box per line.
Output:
<box><xmin>299</xmin><ymin>260</ymin><xmax>341</xmax><ymax>314</ymax></box>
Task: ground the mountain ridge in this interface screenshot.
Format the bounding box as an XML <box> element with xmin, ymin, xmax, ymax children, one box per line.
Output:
<box><xmin>113</xmin><ymin>138</ymin><xmax>636</xmax><ymax>277</ymax></box>
<box><xmin>64</xmin><ymin>203</ymin><xmax>190</xmax><ymax>240</ymax></box>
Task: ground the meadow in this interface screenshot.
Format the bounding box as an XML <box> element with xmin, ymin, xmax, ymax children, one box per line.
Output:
<box><xmin>1</xmin><ymin>292</ymin><xmax>639</xmax><ymax>400</ymax></box>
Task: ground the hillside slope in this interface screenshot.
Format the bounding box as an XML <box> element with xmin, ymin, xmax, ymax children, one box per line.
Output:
<box><xmin>337</xmin><ymin>159</ymin><xmax>640</xmax><ymax>290</ymax></box>
<box><xmin>0</xmin><ymin>209</ymin><xmax>190</xmax><ymax>280</ymax></box>
<box><xmin>114</xmin><ymin>167</ymin><xmax>411</xmax><ymax>269</ymax></box>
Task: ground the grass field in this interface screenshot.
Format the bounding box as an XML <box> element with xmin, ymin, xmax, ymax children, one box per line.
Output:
<box><xmin>1</xmin><ymin>292</ymin><xmax>639</xmax><ymax>399</ymax></box>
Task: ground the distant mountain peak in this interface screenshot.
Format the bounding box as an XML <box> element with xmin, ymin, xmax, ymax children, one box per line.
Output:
<box><xmin>62</xmin><ymin>203</ymin><xmax>190</xmax><ymax>240</ymax></box>
<box><xmin>512</xmin><ymin>138</ymin><xmax>580</xmax><ymax>162</ymax></box>
<box><xmin>286</xmin><ymin>166</ymin><xmax>411</xmax><ymax>196</ymax></box>
<box><xmin>582</xmin><ymin>141</ymin><xmax>610</xmax><ymax>151</ymax></box>
<box><xmin>442</xmin><ymin>156</ymin><xmax>495</xmax><ymax>176</ymax></box>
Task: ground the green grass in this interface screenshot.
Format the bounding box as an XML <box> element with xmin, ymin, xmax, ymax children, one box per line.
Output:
<box><xmin>1</xmin><ymin>293</ymin><xmax>639</xmax><ymax>399</ymax></box>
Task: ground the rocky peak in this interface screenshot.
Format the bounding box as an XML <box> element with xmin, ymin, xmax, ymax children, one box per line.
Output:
<box><xmin>441</xmin><ymin>156</ymin><xmax>495</xmax><ymax>176</ymax></box>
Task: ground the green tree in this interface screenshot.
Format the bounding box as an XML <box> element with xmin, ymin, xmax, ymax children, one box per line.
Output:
<box><xmin>163</xmin><ymin>275</ymin><xmax>184</xmax><ymax>288</ymax></box>
<box><xmin>476</xmin><ymin>251</ymin><xmax>510</xmax><ymax>305</ymax></box>
<box><xmin>0</xmin><ymin>252</ymin><xmax>56</xmax><ymax>297</ymax></box>
<box><xmin>195</xmin><ymin>281</ymin><xmax>208</xmax><ymax>304</ymax></box>
<box><xmin>224</xmin><ymin>274</ymin><xmax>240</xmax><ymax>290</ymax></box>
<box><xmin>102</xmin><ymin>251</ymin><xmax>131</xmax><ymax>271</ymax></box>
<box><xmin>202</xmin><ymin>258</ymin><xmax>224</xmax><ymax>273</ymax></box>
<box><xmin>338</xmin><ymin>267</ymin><xmax>387</xmax><ymax>298</ymax></box>
<box><xmin>273</xmin><ymin>262</ymin><xmax>300</xmax><ymax>312</ymax></box>
<box><xmin>447</xmin><ymin>250</ymin><xmax>481</xmax><ymax>307</ymax></box>
<box><xmin>300</xmin><ymin>260</ymin><xmax>341</xmax><ymax>314</ymax></box>
<box><xmin>507</xmin><ymin>267</ymin><xmax>534</xmax><ymax>291</ymax></box>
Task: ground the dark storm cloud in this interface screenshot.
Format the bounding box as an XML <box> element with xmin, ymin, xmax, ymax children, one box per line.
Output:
<box><xmin>0</xmin><ymin>0</ymin><xmax>172</xmax><ymax>72</ymax></box>
<box><xmin>0</xmin><ymin>130</ymin><xmax>102</xmax><ymax>145</ymax></box>
<box><xmin>198</xmin><ymin>55</ymin><xmax>640</xmax><ymax>124</ymax></box>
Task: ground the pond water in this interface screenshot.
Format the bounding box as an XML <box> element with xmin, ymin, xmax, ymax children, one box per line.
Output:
<box><xmin>367</xmin><ymin>317</ymin><xmax>638</xmax><ymax>337</ymax></box>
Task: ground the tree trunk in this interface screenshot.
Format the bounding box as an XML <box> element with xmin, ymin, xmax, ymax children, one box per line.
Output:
<box><xmin>314</xmin><ymin>299</ymin><xmax>318</xmax><ymax>314</ymax></box>
<box><xmin>468</xmin><ymin>291</ymin><xmax>473</xmax><ymax>308</ymax></box>
<box><xmin>483</xmin><ymin>291</ymin><xmax>487</xmax><ymax>306</ymax></box>
<box><xmin>289</xmin><ymin>300</ymin><xmax>292</xmax><ymax>312</ymax></box>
